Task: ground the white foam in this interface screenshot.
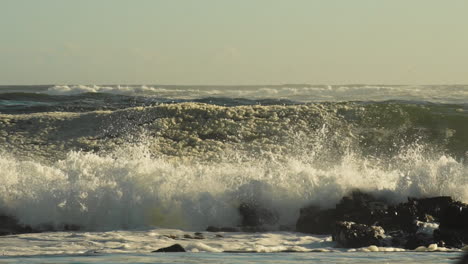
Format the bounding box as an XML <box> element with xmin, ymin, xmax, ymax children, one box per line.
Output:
<box><xmin>0</xmin><ymin>229</ymin><xmax>336</xmax><ymax>256</ymax></box>
<box><xmin>415</xmin><ymin>221</ymin><xmax>439</xmax><ymax>235</ymax></box>
<box><xmin>0</xmin><ymin>140</ymin><xmax>467</xmax><ymax>231</ymax></box>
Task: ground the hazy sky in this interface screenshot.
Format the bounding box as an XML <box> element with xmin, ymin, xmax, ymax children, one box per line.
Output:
<box><xmin>1</xmin><ymin>0</ymin><xmax>467</xmax><ymax>85</ymax></box>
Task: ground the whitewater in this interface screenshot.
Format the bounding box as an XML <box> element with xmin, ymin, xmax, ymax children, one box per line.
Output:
<box><xmin>0</xmin><ymin>84</ymin><xmax>467</xmax><ymax>263</ymax></box>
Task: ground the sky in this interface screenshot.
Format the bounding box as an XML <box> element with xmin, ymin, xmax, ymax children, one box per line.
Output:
<box><xmin>1</xmin><ymin>0</ymin><xmax>467</xmax><ymax>85</ymax></box>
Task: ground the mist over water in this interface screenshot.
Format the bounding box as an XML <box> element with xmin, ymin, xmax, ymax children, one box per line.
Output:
<box><xmin>1</xmin><ymin>86</ymin><xmax>467</xmax><ymax>231</ymax></box>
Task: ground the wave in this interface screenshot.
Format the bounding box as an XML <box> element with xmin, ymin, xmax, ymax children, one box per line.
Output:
<box><xmin>45</xmin><ymin>84</ymin><xmax>468</xmax><ymax>104</ymax></box>
<box><xmin>2</xmin><ymin>84</ymin><xmax>467</xmax><ymax>104</ymax></box>
<box><xmin>0</xmin><ymin>102</ymin><xmax>467</xmax><ymax>231</ymax></box>
<box><xmin>0</xmin><ymin>141</ymin><xmax>466</xmax><ymax>231</ymax></box>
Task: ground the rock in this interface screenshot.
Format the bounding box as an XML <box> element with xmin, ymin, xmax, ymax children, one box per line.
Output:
<box><xmin>439</xmin><ymin>203</ymin><xmax>468</xmax><ymax>230</ymax></box>
<box><xmin>404</xmin><ymin>233</ymin><xmax>435</xmax><ymax>250</ymax></box>
<box><xmin>434</xmin><ymin>228</ymin><xmax>468</xmax><ymax>248</ymax></box>
<box><xmin>410</xmin><ymin>196</ymin><xmax>454</xmax><ymax>220</ymax></box>
<box><xmin>296</xmin><ymin>206</ymin><xmax>336</xmax><ymax>234</ymax></box>
<box><xmin>0</xmin><ymin>213</ymin><xmax>36</xmax><ymax>236</ymax></box>
<box><xmin>152</xmin><ymin>244</ymin><xmax>186</xmax><ymax>252</ymax></box>
<box><xmin>238</xmin><ymin>202</ymin><xmax>278</xmax><ymax>227</ymax></box>
<box><xmin>333</xmin><ymin>221</ymin><xmax>386</xmax><ymax>248</ymax></box>
<box><xmin>184</xmin><ymin>233</ymin><xmax>204</xmax><ymax>239</ymax></box>
<box><xmin>240</xmin><ymin>226</ymin><xmax>267</xmax><ymax>233</ymax></box>
<box><xmin>63</xmin><ymin>224</ymin><xmax>81</xmax><ymax>231</ymax></box>
<box><xmin>296</xmin><ymin>191</ymin><xmax>468</xmax><ymax>249</ymax></box>
<box><xmin>193</xmin><ymin>232</ymin><xmax>204</xmax><ymax>239</ymax></box>
<box><xmin>279</xmin><ymin>225</ymin><xmax>293</xmax><ymax>231</ymax></box>
<box><xmin>335</xmin><ymin>190</ymin><xmax>388</xmax><ymax>225</ymax></box>
<box><xmin>206</xmin><ymin>226</ymin><xmax>239</xmax><ymax>232</ymax></box>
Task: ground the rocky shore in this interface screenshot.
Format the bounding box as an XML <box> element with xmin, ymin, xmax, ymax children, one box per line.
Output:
<box><xmin>207</xmin><ymin>190</ymin><xmax>468</xmax><ymax>250</ymax></box>
<box><xmin>296</xmin><ymin>191</ymin><xmax>468</xmax><ymax>249</ymax></box>
<box><xmin>2</xmin><ymin>190</ymin><xmax>467</xmax><ymax>251</ymax></box>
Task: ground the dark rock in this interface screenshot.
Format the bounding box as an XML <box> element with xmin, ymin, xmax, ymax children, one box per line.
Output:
<box><xmin>193</xmin><ymin>232</ymin><xmax>204</xmax><ymax>239</ymax></box>
<box><xmin>385</xmin><ymin>203</ymin><xmax>418</xmax><ymax>233</ymax></box>
<box><xmin>333</xmin><ymin>221</ymin><xmax>386</xmax><ymax>248</ymax></box>
<box><xmin>404</xmin><ymin>233</ymin><xmax>434</xmax><ymax>250</ymax></box>
<box><xmin>0</xmin><ymin>213</ymin><xmax>37</xmax><ymax>236</ymax></box>
<box><xmin>410</xmin><ymin>196</ymin><xmax>454</xmax><ymax>220</ymax></box>
<box><xmin>279</xmin><ymin>225</ymin><xmax>293</xmax><ymax>231</ymax></box>
<box><xmin>439</xmin><ymin>203</ymin><xmax>468</xmax><ymax>230</ymax></box>
<box><xmin>434</xmin><ymin>228</ymin><xmax>468</xmax><ymax>248</ymax></box>
<box><xmin>152</xmin><ymin>244</ymin><xmax>186</xmax><ymax>252</ymax></box>
<box><xmin>240</xmin><ymin>226</ymin><xmax>267</xmax><ymax>233</ymax></box>
<box><xmin>297</xmin><ymin>190</ymin><xmax>392</xmax><ymax>235</ymax></box>
<box><xmin>63</xmin><ymin>224</ymin><xmax>81</xmax><ymax>231</ymax></box>
<box><xmin>238</xmin><ymin>202</ymin><xmax>278</xmax><ymax>227</ymax></box>
<box><xmin>206</xmin><ymin>226</ymin><xmax>239</xmax><ymax>232</ymax></box>
<box><xmin>206</xmin><ymin>226</ymin><xmax>219</xmax><ymax>232</ymax></box>
<box><xmin>296</xmin><ymin>190</ymin><xmax>468</xmax><ymax>249</ymax></box>
<box><xmin>335</xmin><ymin>190</ymin><xmax>388</xmax><ymax>225</ymax></box>
<box><xmin>183</xmin><ymin>233</ymin><xmax>204</xmax><ymax>239</ymax></box>
<box><xmin>296</xmin><ymin>206</ymin><xmax>336</xmax><ymax>234</ymax></box>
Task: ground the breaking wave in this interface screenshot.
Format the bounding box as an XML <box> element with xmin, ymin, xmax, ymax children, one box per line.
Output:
<box><xmin>0</xmin><ymin>101</ymin><xmax>467</xmax><ymax>231</ymax></box>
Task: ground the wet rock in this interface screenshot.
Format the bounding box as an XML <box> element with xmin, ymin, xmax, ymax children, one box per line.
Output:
<box><xmin>404</xmin><ymin>233</ymin><xmax>435</xmax><ymax>250</ymax></box>
<box><xmin>439</xmin><ymin>203</ymin><xmax>468</xmax><ymax>230</ymax></box>
<box><xmin>194</xmin><ymin>232</ymin><xmax>204</xmax><ymax>239</ymax></box>
<box><xmin>335</xmin><ymin>190</ymin><xmax>389</xmax><ymax>226</ymax></box>
<box><xmin>240</xmin><ymin>226</ymin><xmax>267</xmax><ymax>233</ymax></box>
<box><xmin>238</xmin><ymin>202</ymin><xmax>278</xmax><ymax>227</ymax></box>
<box><xmin>184</xmin><ymin>233</ymin><xmax>204</xmax><ymax>239</ymax></box>
<box><xmin>206</xmin><ymin>226</ymin><xmax>239</xmax><ymax>232</ymax></box>
<box><xmin>0</xmin><ymin>213</ymin><xmax>36</xmax><ymax>236</ymax></box>
<box><xmin>296</xmin><ymin>206</ymin><xmax>336</xmax><ymax>234</ymax></box>
<box><xmin>152</xmin><ymin>244</ymin><xmax>186</xmax><ymax>252</ymax></box>
<box><xmin>434</xmin><ymin>228</ymin><xmax>468</xmax><ymax>249</ymax></box>
<box><xmin>63</xmin><ymin>224</ymin><xmax>81</xmax><ymax>231</ymax></box>
<box><xmin>279</xmin><ymin>225</ymin><xmax>293</xmax><ymax>231</ymax></box>
<box><xmin>411</xmin><ymin>196</ymin><xmax>454</xmax><ymax>220</ymax></box>
<box><xmin>297</xmin><ymin>191</ymin><xmax>468</xmax><ymax>249</ymax></box>
<box><xmin>333</xmin><ymin>221</ymin><xmax>386</xmax><ymax>248</ymax></box>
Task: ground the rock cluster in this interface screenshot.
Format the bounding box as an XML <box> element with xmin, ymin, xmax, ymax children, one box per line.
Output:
<box><xmin>296</xmin><ymin>190</ymin><xmax>468</xmax><ymax>249</ymax></box>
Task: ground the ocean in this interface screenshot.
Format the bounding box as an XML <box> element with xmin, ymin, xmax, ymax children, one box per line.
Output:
<box><xmin>0</xmin><ymin>84</ymin><xmax>467</xmax><ymax>263</ymax></box>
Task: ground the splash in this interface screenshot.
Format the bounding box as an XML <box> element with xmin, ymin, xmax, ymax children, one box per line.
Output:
<box><xmin>0</xmin><ymin>139</ymin><xmax>466</xmax><ymax>231</ymax></box>
<box><xmin>0</xmin><ymin>102</ymin><xmax>467</xmax><ymax>231</ymax></box>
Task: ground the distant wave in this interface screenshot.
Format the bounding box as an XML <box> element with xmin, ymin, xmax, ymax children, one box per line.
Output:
<box><xmin>38</xmin><ymin>84</ymin><xmax>468</xmax><ymax>104</ymax></box>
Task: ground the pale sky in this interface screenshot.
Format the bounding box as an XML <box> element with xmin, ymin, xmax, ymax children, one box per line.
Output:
<box><xmin>1</xmin><ymin>0</ymin><xmax>467</xmax><ymax>85</ymax></box>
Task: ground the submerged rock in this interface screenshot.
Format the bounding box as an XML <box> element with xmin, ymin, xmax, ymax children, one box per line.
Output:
<box><xmin>333</xmin><ymin>221</ymin><xmax>386</xmax><ymax>248</ymax></box>
<box><xmin>152</xmin><ymin>244</ymin><xmax>186</xmax><ymax>252</ymax></box>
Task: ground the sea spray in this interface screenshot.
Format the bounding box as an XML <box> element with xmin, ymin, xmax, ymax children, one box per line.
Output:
<box><xmin>0</xmin><ymin>140</ymin><xmax>466</xmax><ymax>231</ymax></box>
<box><xmin>0</xmin><ymin>101</ymin><xmax>467</xmax><ymax>230</ymax></box>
